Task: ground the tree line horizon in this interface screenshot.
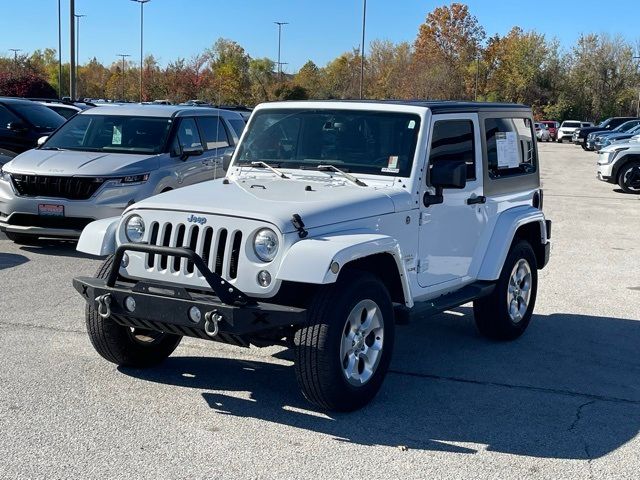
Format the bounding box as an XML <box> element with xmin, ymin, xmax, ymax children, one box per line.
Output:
<box><xmin>1</xmin><ymin>3</ymin><xmax>638</xmax><ymax>122</ymax></box>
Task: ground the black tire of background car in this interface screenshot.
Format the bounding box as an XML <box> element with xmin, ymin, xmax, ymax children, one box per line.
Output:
<box><xmin>473</xmin><ymin>240</ymin><xmax>538</xmax><ymax>341</ymax></box>
<box><xmin>293</xmin><ymin>269</ymin><xmax>395</xmax><ymax>412</ymax></box>
<box><xmin>85</xmin><ymin>255</ymin><xmax>182</xmax><ymax>367</ymax></box>
<box><xmin>617</xmin><ymin>160</ymin><xmax>640</xmax><ymax>194</ymax></box>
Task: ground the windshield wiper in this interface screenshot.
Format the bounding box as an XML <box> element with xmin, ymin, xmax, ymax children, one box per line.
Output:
<box><xmin>317</xmin><ymin>164</ymin><xmax>367</xmax><ymax>187</ymax></box>
<box><xmin>40</xmin><ymin>147</ymin><xmax>64</xmax><ymax>151</ymax></box>
<box><xmin>250</xmin><ymin>161</ymin><xmax>289</xmax><ymax>179</ymax></box>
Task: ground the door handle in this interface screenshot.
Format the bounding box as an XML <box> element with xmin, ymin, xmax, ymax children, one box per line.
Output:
<box><xmin>466</xmin><ymin>195</ymin><xmax>486</xmax><ymax>205</ymax></box>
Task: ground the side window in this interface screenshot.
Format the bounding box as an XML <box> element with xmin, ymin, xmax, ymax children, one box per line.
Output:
<box><xmin>429</xmin><ymin>119</ymin><xmax>475</xmax><ymax>180</ymax></box>
<box><xmin>485</xmin><ymin>117</ymin><xmax>536</xmax><ymax>179</ymax></box>
<box><xmin>197</xmin><ymin>116</ymin><xmax>230</xmax><ymax>149</ymax></box>
<box><xmin>0</xmin><ymin>105</ymin><xmax>18</xmax><ymax>130</ymax></box>
<box><xmin>172</xmin><ymin>118</ymin><xmax>203</xmax><ymax>155</ymax></box>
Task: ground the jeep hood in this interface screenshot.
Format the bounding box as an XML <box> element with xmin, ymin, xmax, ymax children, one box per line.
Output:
<box><xmin>133</xmin><ymin>176</ymin><xmax>413</xmax><ymax>233</ymax></box>
<box><xmin>4</xmin><ymin>148</ymin><xmax>160</xmax><ymax>176</ymax></box>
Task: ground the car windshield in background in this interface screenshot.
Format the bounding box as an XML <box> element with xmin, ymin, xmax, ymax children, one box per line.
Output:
<box><xmin>563</xmin><ymin>122</ymin><xmax>580</xmax><ymax>128</ymax></box>
<box><xmin>12</xmin><ymin>104</ymin><xmax>65</xmax><ymax>131</ymax></box>
<box><xmin>43</xmin><ymin>114</ymin><xmax>172</xmax><ymax>154</ymax></box>
<box><xmin>235</xmin><ymin>109</ymin><xmax>421</xmax><ymax>177</ymax></box>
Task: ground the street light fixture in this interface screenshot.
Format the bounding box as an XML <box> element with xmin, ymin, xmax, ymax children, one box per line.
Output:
<box><xmin>274</xmin><ymin>21</ymin><xmax>289</xmax><ymax>81</ymax></box>
<box><xmin>131</xmin><ymin>0</ymin><xmax>150</xmax><ymax>102</ymax></box>
<box><xmin>74</xmin><ymin>14</ymin><xmax>86</xmax><ymax>98</ymax></box>
<box><xmin>117</xmin><ymin>53</ymin><xmax>131</xmax><ymax>101</ymax></box>
<box><xmin>9</xmin><ymin>49</ymin><xmax>21</xmax><ymax>65</ymax></box>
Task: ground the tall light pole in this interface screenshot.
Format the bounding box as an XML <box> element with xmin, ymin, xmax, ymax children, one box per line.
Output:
<box><xmin>117</xmin><ymin>54</ymin><xmax>130</xmax><ymax>101</ymax></box>
<box><xmin>69</xmin><ymin>0</ymin><xmax>76</xmax><ymax>100</ymax></box>
<box><xmin>74</xmin><ymin>14</ymin><xmax>86</xmax><ymax>99</ymax></box>
<box><xmin>58</xmin><ymin>0</ymin><xmax>62</xmax><ymax>98</ymax></box>
<box><xmin>274</xmin><ymin>21</ymin><xmax>289</xmax><ymax>81</ymax></box>
<box><xmin>359</xmin><ymin>0</ymin><xmax>367</xmax><ymax>99</ymax></box>
<box><xmin>634</xmin><ymin>56</ymin><xmax>640</xmax><ymax>117</ymax></box>
<box><xmin>131</xmin><ymin>0</ymin><xmax>150</xmax><ymax>102</ymax></box>
<box><xmin>9</xmin><ymin>49</ymin><xmax>21</xmax><ymax>65</ymax></box>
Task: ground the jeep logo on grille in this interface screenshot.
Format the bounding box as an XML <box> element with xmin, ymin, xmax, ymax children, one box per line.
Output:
<box><xmin>187</xmin><ymin>214</ymin><xmax>207</xmax><ymax>225</ymax></box>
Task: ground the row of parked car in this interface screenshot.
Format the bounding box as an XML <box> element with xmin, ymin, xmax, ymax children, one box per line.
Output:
<box><xmin>558</xmin><ymin>115</ymin><xmax>640</xmax><ymax>194</ymax></box>
<box><xmin>0</xmin><ymin>96</ymin><xmax>247</xmax><ymax>243</ymax></box>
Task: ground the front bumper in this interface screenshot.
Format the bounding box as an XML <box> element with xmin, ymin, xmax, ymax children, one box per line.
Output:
<box><xmin>73</xmin><ymin>243</ymin><xmax>306</xmax><ymax>341</ymax></box>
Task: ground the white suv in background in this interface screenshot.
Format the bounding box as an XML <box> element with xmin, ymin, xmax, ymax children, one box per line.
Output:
<box><xmin>597</xmin><ymin>142</ymin><xmax>640</xmax><ymax>193</ymax></box>
<box><xmin>557</xmin><ymin>120</ymin><xmax>592</xmax><ymax>143</ymax></box>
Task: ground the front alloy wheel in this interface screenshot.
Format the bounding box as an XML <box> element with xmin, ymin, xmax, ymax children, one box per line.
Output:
<box><xmin>507</xmin><ymin>259</ymin><xmax>533</xmax><ymax>324</ymax></box>
<box><xmin>339</xmin><ymin>299</ymin><xmax>385</xmax><ymax>386</ymax></box>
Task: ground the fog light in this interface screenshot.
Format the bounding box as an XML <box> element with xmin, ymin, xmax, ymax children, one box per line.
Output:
<box><xmin>124</xmin><ymin>296</ymin><xmax>136</xmax><ymax>312</ymax></box>
<box><xmin>188</xmin><ymin>306</ymin><xmax>202</xmax><ymax>323</ymax></box>
<box><xmin>121</xmin><ymin>253</ymin><xmax>129</xmax><ymax>268</ymax></box>
<box><xmin>257</xmin><ymin>270</ymin><xmax>271</xmax><ymax>287</ymax></box>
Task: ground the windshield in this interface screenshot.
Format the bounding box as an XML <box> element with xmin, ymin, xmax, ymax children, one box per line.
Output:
<box><xmin>616</xmin><ymin>121</ymin><xmax>639</xmax><ymax>132</ymax></box>
<box><xmin>43</xmin><ymin>114</ymin><xmax>172</xmax><ymax>154</ymax></box>
<box><xmin>235</xmin><ymin>109</ymin><xmax>421</xmax><ymax>177</ymax></box>
<box><xmin>562</xmin><ymin>122</ymin><xmax>580</xmax><ymax>128</ymax></box>
<box><xmin>12</xmin><ymin>104</ymin><xmax>65</xmax><ymax>131</ymax></box>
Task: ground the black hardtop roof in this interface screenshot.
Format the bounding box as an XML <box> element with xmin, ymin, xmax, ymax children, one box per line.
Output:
<box><xmin>0</xmin><ymin>96</ymin><xmax>43</xmax><ymax>105</ymax></box>
<box><xmin>311</xmin><ymin>99</ymin><xmax>531</xmax><ymax>114</ymax></box>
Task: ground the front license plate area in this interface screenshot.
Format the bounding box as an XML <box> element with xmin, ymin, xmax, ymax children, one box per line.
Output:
<box><xmin>38</xmin><ymin>204</ymin><xmax>64</xmax><ymax>217</ymax></box>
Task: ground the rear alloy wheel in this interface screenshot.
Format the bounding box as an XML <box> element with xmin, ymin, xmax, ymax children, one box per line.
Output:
<box><xmin>474</xmin><ymin>240</ymin><xmax>538</xmax><ymax>340</ymax></box>
<box><xmin>293</xmin><ymin>270</ymin><xmax>394</xmax><ymax>411</ymax></box>
<box><xmin>618</xmin><ymin>161</ymin><xmax>640</xmax><ymax>194</ymax></box>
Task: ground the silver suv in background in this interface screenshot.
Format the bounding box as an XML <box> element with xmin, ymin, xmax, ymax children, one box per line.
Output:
<box><xmin>557</xmin><ymin>120</ymin><xmax>592</xmax><ymax>143</ymax></box>
<box><xmin>0</xmin><ymin>105</ymin><xmax>244</xmax><ymax>243</ymax></box>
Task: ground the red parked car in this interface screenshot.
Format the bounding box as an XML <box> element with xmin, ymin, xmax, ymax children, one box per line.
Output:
<box><xmin>539</xmin><ymin>120</ymin><xmax>558</xmax><ymax>141</ymax></box>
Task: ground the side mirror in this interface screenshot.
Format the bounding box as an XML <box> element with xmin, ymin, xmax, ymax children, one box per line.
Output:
<box><xmin>423</xmin><ymin>161</ymin><xmax>467</xmax><ymax>207</ymax></box>
<box><xmin>7</xmin><ymin>121</ymin><xmax>27</xmax><ymax>132</ymax></box>
<box><xmin>37</xmin><ymin>136</ymin><xmax>48</xmax><ymax>147</ymax></box>
<box><xmin>180</xmin><ymin>145</ymin><xmax>204</xmax><ymax>160</ymax></box>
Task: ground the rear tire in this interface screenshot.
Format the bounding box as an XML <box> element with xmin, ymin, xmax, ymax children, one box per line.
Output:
<box><xmin>557</xmin><ymin>138</ymin><xmax>562</xmax><ymax>143</ymax></box>
<box><xmin>293</xmin><ymin>270</ymin><xmax>395</xmax><ymax>411</ymax></box>
<box><xmin>86</xmin><ymin>255</ymin><xmax>182</xmax><ymax>367</ymax></box>
<box><xmin>4</xmin><ymin>232</ymin><xmax>39</xmax><ymax>245</ymax></box>
<box><xmin>474</xmin><ymin>240</ymin><xmax>538</xmax><ymax>341</ymax></box>
<box><xmin>617</xmin><ymin>161</ymin><xmax>640</xmax><ymax>194</ymax></box>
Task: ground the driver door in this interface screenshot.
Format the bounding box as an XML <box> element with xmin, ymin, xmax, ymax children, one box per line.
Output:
<box><xmin>417</xmin><ymin>114</ymin><xmax>488</xmax><ymax>289</ymax></box>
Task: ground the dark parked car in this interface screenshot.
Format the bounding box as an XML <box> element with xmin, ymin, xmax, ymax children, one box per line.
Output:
<box><xmin>573</xmin><ymin>117</ymin><xmax>638</xmax><ymax>149</ymax></box>
<box><xmin>0</xmin><ymin>97</ymin><xmax>66</xmax><ymax>154</ymax></box>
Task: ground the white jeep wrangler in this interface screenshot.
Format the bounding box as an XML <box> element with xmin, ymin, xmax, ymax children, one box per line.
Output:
<box><xmin>73</xmin><ymin>101</ymin><xmax>551</xmax><ymax>411</ymax></box>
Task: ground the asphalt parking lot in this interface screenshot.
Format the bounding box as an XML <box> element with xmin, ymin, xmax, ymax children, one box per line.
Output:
<box><xmin>1</xmin><ymin>142</ymin><xmax>638</xmax><ymax>479</ymax></box>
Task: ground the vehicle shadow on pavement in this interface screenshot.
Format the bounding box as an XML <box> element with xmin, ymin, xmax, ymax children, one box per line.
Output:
<box><xmin>0</xmin><ymin>252</ymin><xmax>29</xmax><ymax>270</ymax></box>
<box><xmin>121</xmin><ymin>308</ymin><xmax>640</xmax><ymax>459</ymax></box>
<box><xmin>19</xmin><ymin>240</ymin><xmax>99</xmax><ymax>259</ymax></box>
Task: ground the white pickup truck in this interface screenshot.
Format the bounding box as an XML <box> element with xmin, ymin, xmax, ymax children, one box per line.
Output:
<box><xmin>73</xmin><ymin>100</ymin><xmax>551</xmax><ymax>411</ymax></box>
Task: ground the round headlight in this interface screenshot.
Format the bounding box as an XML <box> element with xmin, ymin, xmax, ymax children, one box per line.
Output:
<box><xmin>125</xmin><ymin>214</ymin><xmax>145</xmax><ymax>243</ymax></box>
<box><xmin>253</xmin><ymin>228</ymin><xmax>279</xmax><ymax>262</ymax></box>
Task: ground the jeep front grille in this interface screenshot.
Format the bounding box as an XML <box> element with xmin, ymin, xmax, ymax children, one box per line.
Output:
<box><xmin>145</xmin><ymin>221</ymin><xmax>243</xmax><ymax>280</ymax></box>
<box><xmin>10</xmin><ymin>174</ymin><xmax>106</xmax><ymax>200</ymax></box>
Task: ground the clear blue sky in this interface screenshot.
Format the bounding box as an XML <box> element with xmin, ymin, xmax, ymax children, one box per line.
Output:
<box><xmin>1</xmin><ymin>0</ymin><xmax>639</xmax><ymax>72</ymax></box>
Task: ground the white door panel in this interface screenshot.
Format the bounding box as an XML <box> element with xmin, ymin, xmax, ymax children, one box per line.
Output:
<box><xmin>418</xmin><ymin>113</ymin><xmax>489</xmax><ymax>288</ymax></box>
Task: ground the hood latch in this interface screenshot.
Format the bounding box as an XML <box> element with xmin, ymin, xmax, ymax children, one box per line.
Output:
<box><xmin>291</xmin><ymin>214</ymin><xmax>308</xmax><ymax>239</ymax></box>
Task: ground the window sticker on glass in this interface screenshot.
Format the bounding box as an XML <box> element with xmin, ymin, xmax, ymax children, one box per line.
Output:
<box><xmin>382</xmin><ymin>155</ymin><xmax>400</xmax><ymax>173</ymax></box>
<box><xmin>408</xmin><ymin>120</ymin><xmax>416</xmax><ymax>129</ymax></box>
<box><xmin>112</xmin><ymin>125</ymin><xmax>122</xmax><ymax>145</ymax></box>
<box><xmin>496</xmin><ymin>131</ymin><xmax>519</xmax><ymax>169</ymax></box>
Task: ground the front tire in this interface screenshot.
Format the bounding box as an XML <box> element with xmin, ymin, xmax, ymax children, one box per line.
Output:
<box><xmin>474</xmin><ymin>240</ymin><xmax>538</xmax><ymax>341</ymax></box>
<box><xmin>86</xmin><ymin>255</ymin><xmax>182</xmax><ymax>367</ymax></box>
<box><xmin>293</xmin><ymin>270</ymin><xmax>395</xmax><ymax>411</ymax></box>
<box><xmin>617</xmin><ymin>161</ymin><xmax>640</xmax><ymax>194</ymax></box>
